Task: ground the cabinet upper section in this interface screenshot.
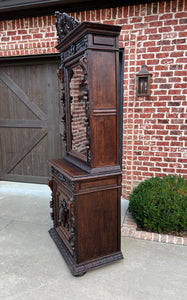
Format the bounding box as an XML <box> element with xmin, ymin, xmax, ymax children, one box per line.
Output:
<box><xmin>55</xmin><ymin>12</ymin><xmax>121</xmax><ymax>174</ymax></box>
<box><xmin>55</xmin><ymin>11</ymin><xmax>121</xmax><ymax>53</ymax></box>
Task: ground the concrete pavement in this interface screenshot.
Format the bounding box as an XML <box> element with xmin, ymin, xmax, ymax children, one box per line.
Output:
<box><xmin>0</xmin><ymin>181</ymin><xmax>187</xmax><ymax>300</ymax></box>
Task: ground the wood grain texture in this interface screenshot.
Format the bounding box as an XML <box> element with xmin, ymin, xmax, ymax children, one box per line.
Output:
<box><xmin>0</xmin><ymin>120</ymin><xmax>47</xmax><ymax>128</ymax></box>
<box><xmin>0</xmin><ymin>59</ymin><xmax>64</xmax><ymax>183</ymax></box>
<box><xmin>0</xmin><ymin>71</ymin><xmax>47</xmax><ymax>120</ymax></box>
<box><xmin>4</xmin><ymin>128</ymin><xmax>47</xmax><ymax>174</ymax></box>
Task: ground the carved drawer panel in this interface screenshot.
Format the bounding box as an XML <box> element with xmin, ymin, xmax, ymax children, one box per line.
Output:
<box><xmin>93</xmin><ymin>35</ymin><xmax>115</xmax><ymax>47</ymax></box>
<box><xmin>51</xmin><ymin>166</ymin><xmax>75</xmax><ymax>192</ymax></box>
<box><xmin>79</xmin><ymin>177</ymin><xmax>117</xmax><ymax>192</ymax></box>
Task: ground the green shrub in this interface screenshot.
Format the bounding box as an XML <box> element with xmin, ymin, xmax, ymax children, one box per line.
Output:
<box><xmin>129</xmin><ymin>175</ymin><xmax>187</xmax><ymax>234</ymax></box>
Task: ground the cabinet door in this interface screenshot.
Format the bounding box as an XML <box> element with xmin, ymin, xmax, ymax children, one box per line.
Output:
<box><xmin>55</xmin><ymin>185</ymin><xmax>76</xmax><ymax>257</ymax></box>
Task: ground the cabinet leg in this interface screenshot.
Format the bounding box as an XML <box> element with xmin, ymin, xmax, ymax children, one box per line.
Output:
<box><xmin>74</xmin><ymin>272</ymin><xmax>86</xmax><ymax>277</ymax></box>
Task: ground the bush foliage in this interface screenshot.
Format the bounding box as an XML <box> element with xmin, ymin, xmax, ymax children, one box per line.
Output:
<box><xmin>129</xmin><ymin>175</ymin><xmax>187</xmax><ymax>234</ymax></box>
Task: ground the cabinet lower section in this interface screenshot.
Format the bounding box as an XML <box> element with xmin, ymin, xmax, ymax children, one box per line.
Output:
<box><xmin>48</xmin><ymin>159</ymin><xmax>123</xmax><ymax>276</ymax></box>
<box><xmin>49</xmin><ymin>228</ymin><xmax>123</xmax><ymax>276</ymax></box>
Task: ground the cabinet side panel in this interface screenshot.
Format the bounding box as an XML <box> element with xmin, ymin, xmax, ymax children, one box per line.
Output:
<box><xmin>92</xmin><ymin>114</ymin><xmax>117</xmax><ymax>167</ymax></box>
<box><xmin>89</xmin><ymin>51</ymin><xmax>116</xmax><ymax>109</ymax></box>
<box><xmin>77</xmin><ymin>188</ymin><xmax>120</xmax><ymax>263</ymax></box>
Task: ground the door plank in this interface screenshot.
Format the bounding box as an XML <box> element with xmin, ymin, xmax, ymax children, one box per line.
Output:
<box><xmin>4</xmin><ymin>128</ymin><xmax>47</xmax><ymax>174</ymax></box>
<box><xmin>0</xmin><ymin>71</ymin><xmax>47</xmax><ymax>121</ymax></box>
<box><xmin>45</xmin><ymin>65</ymin><xmax>64</xmax><ymax>159</ymax></box>
<box><xmin>0</xmin><ymin>59</ymin><xmax>64</xmax><ymax>183</ymax></box>
<box><xmin>2</xmin><ymin>174</ymin><xmax>48</xmax><ymax>184</ymax></box>
<box><xmin>0</xmin><ymin>120</ymin><xmax>47</xmax><ymax>128</ymax></box>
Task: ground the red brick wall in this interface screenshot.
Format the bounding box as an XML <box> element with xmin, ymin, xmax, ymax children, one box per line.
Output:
<box><xmin>0</xmin><ymin>16</ymin><xmax>58</xmax><ymax>56</ymax></box>
<box><xmin>0</xmin><ymin>0</ymin><xmax>186</xmax><ymax>198</ymax></box>
<box><xmin>70</xmin><ymin>65</ymin><xmax>87</xmax><ymax>156</ymax></box>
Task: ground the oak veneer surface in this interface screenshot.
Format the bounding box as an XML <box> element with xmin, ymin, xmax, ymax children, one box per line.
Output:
<box><xmin>48</xmin><ymin>158</ymin><xmax>87</xmax><ymax>178</ymax></box>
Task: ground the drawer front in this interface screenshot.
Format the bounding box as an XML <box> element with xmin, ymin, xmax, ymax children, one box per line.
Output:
<box><xmin>51</xmin><ymin>166</ymin><xmax>75</xmax><ymax>192</ymax></box>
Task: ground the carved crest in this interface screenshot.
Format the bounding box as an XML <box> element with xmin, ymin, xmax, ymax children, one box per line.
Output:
<box><xmin>55</xmin><ymin>11</ymin><xmax>79</xmax><ymax>43</ymax></box>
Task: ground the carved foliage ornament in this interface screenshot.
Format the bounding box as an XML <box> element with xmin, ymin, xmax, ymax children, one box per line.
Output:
<box><xmin>51</xmin><ymin>167</ymin><xmax>75</xmax><ymax>191</ymax></box>
<box><xmin>79</xmin><ymin>56</ymin><xmax>91</xmax><ymax>163</ymax></box>
<box><xmin>55</xmin><ymin>11</ymin><xmax>79</xmax><ymax>43</ymax></box>
<box><xmin>58</xmin><ymin>198</ymin><xmax>69</xmax><ymax>229</ymax></box>
<box><xmin>58</xmin><ymin>196</ymin><xmax>76</xmax><ymax>253</ymax></box>
<box><xmin>63</xmin><ymin>35</ymin><xmax>88</xmax><ymax>60</ymax></box>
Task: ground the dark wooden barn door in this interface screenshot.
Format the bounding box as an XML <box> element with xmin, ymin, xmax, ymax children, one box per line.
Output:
<box><xmin>0</xmin><ymin>55</ymin><xmax>64</xmax><ymax>184</ymax></box>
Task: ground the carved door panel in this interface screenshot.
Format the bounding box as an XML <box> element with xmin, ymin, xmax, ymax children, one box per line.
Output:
<box><xmin>55</xmin><ymin>185</ymin><xmax>75</xmax><ymax>257</ymax></box>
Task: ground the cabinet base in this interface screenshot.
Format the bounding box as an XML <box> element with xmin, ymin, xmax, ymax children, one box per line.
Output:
<box><xmin>49</xmin><ymin>228</ymin><xmax>124</xmax><ymax>276</ymax></box>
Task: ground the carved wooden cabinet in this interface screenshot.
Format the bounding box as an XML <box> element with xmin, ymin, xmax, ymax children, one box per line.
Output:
<box><xmin>48</xmin><ymin>12</ymin><xmax>123</xmax><ymax>276</ymax></box>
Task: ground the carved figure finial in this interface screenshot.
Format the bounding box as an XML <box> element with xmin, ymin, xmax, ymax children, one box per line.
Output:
<box><xmin>55</xmin><ymin>11</ymin><xmax>79</xmax><ymax>43</ymax></box>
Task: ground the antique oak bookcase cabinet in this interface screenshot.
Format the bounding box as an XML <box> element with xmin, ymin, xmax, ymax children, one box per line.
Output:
<box><xmin>48</xmin><ymin>12</ymin><xmax>123</xmax><ymax>276</ymax></box>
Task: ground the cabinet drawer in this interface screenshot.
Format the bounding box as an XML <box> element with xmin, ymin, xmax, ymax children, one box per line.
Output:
<box><xmin>52</xmin><ymin>166</ymin><xmax>75</xmax><ymax>192</ymax></box>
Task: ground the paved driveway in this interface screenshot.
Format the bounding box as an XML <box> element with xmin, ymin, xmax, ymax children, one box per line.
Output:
<box><xmin>0</xmin><ymin>181</ymin><xmax>187</xmax><ymax>300</ymax></box>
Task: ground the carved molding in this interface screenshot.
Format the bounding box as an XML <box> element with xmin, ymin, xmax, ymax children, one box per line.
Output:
<box><xmin>57</xmin><ymin>62</ymin><xmax>67</xmax><ymax>149</ymax></box>
<box><xmin>57</xmin><ymin>64</ymin><xmax>64</xmax><ymax>83</ymax></box>
<box><xmin>58</xmin><ymin>198</ymin><xmax>69</xmax><ymax>229</ymax></box>
<box><xmin>57</xmin><ymin>194</ymin><xmax>76</xmax><ymax>255</ymax></box>
<box><xmin>51</xmin><ymin>167</ymin><xmax>75</xmax><ymax>191</ymax></box>
<box><xmin>48</xmin><ymin>178</ymin><xmax>53</xmax><ymax>192</ymax></box>
<box><xmin>79</xmin><ymin>55</ymin><xmax>91</xmax><ymax>163</ymax></box>
<box><xmin>49</xmin><ymin>228</ymin><xmax>123</xmax><ymax>276</ymax></box>
<box><xmin>79</xmin><ymin>55</ymin><xmax>88</xmax><ymax>75</ymax></box>
<box><xmin>55</xmin><ymin>11</ymin><xmax>79</xmax><ymax>43</ymax></box>
<box><xmin>63</xmin><ymin>35</ymin><xmax>88</xmax><ymax>60</ymax></box>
